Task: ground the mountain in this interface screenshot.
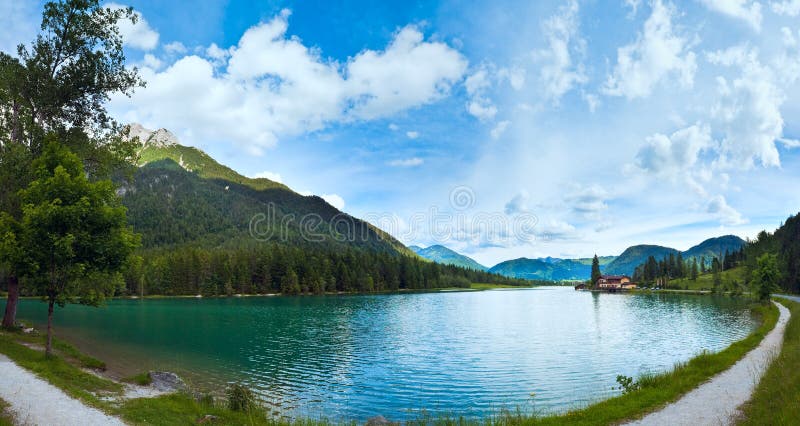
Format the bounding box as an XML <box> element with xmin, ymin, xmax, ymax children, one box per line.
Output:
<box><xmin>411</xmin><ymin>245</ymin><xmax>487</xmax><ymax>271</ymax></box>
<box><xmin>602</xmin><ymin>236</ymin><xmax>747</xmax><ymax>276</ymax></box>
<box><xmin>122</xmin><ymin>124</ymin><xmax>412</xmax><ymax>255</ymax></box>
<box><xmin>603</xmin><ymin>245</ymin><xmax>679</xmax><ymax>276</ymax></box>
<box><xmin>486</xmin><ymin>256</ymin><xmax>616</xmax><ymax>281</ymax></box>
<box><xmin>683</xmin><ymin>235</ymin><xmax>746</xmax><ymax>262</ymax></box>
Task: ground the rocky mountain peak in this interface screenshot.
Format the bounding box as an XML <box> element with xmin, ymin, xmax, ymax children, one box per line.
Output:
<box><xmin>127</xmin><ymin>123</ymin><xmax>179</xmax><ymax>148</ymax></box>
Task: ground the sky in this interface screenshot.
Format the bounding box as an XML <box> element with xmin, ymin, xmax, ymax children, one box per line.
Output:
<box><xmin>2</xmin><ymin>0</ymin><xmax>800</xmax><ymax>266</ymax></box>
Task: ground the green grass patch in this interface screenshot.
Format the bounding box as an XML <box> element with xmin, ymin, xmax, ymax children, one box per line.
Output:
<box><xmin>122</xmin><ymin>372</ymin><xmax>153</xmax><ymax>386</ymax></box>
<box><xmin>522</xmin><ymin>301</ymin><xmax>779</xmax><ymax>425</ymax></box>
<box><xmin>0</xmin><ymin>332</ymin><xmax>121</xmax><ymax>410</ymax></box>
<box><xmin>117</xmin><ymin>392</ymin><xmax>339</xmax><ymax>426</ymax></box>
<box><xmin>0</xmin><ymin>398</ymin><xmax>15</xmax><ymax>426</ymax></box>
<box><xmin>737</xmin><ymin>298</ymin><xmax>800</xmax><ymax>424</ymax></box>
<box><xmin>667</xmin><ymin>267</ymin><xmax>746</xmax><ymax>291</ymax></box>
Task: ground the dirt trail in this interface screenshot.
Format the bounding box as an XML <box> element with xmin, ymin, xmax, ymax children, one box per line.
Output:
<box><xmin>626</xmin><ymin>300</ymin><xmax>790</xmax><ymax>426</ymax></box>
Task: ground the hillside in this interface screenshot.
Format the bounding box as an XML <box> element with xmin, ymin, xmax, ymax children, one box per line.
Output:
<box><xmin>411</xmin><ymin>245</ymin><xmax>487</xmax><ymax>271</ymax></box>
<box><xmin>489</xmin><ymin>258</ymin><xmax>594</xmax><ymax>281</ymax></box>
<box><xmin>603</xmin><ymin>236</ymin><xmax>746</xmax><ymax>276</ymax></box>
<box><xmin>603</xmin><ymin>245</ymin><xmax>679</xmax><ymax>276</ymax></box>
<box><xmin>683</xmin><ymin>235</ymin><xmax>746</xmax><ymax>264</ymax></box>
<box><xmin>122</xmin><ymin>124</ymin><xmax>412</xmax><ymax>255</ymax></box>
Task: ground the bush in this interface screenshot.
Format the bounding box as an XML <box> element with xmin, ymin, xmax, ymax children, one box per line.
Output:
<box><xmin>226</xmin><ymin>383</ymin><xmax>255</xmax><ymax>412</ymax></box>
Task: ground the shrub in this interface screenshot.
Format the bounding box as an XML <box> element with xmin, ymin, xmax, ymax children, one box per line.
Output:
<box><xmin>226</xmin><ymin>383</ymin><xmax>255</xmax><ymax>412</ymax></box>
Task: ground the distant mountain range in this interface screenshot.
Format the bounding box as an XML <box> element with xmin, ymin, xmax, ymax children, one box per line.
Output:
<box><xmin>488</xmin><ymin>256</ymin><xmax>616</xmax><ymax>281</ymax></box>
<box><xmin>413</xmin><ymin>236</ymin><xmax>746</xmax><ymax>281</ymax></box>
<box><xmin>409</xmin><ymin>245</ymin><xmax>487</xmax><ymax>271</ymax></box>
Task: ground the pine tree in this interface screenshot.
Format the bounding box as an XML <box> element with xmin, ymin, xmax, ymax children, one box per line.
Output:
<box><xmin>591</xmin><ymin>254</ymin><xmax>602</xmax><ymax>288</ymax></box>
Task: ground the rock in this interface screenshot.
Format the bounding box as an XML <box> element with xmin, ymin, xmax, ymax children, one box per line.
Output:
<box><xmin>365</xmin><ymin>415</ymin><xmax>393</xmax><ymax>426</ymax></box>
<box><xmin>148</xmin><ymin>371</ymin><xmax>186</xmax><ymax>392</ymax></box>
<box><xmin>196</xmin><ymin>414</ymin><xmax>219</xmax><ymax>424</ymax></box>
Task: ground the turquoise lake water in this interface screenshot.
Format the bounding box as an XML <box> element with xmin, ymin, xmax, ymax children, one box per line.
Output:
<box><xmin>8</xmin><ymin>287</ymin><xmax>757</xmax><ymax>421</ymax></box>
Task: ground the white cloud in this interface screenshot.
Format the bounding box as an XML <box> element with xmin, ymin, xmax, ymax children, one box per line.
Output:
<box><xmin>504</xmin><ymin>191</ymin><xmax>530</xmax><ymax>215</ymax></box>
<box><xmin>250</xmin><ymin>171</ymin><xmax>283</xmax><ymax>183</ymax></box>
<box><xmin>105</xmin><ymin>3</ymin><xmax>159</xmax><ymax>50</ymax></box>
<box><xmin>772</xmin><ymin>0</ymin><xmax>800</xmax><ymax>15</ymax></box>
<box><xmin>388</xmin><ymin>123</ymin><xmax>399</xmax><ymax>131</ymax></box>
<box><xmin>388</xmin><ymin>157</ymin><xmax>423</xmax><ymax>167</ymax></box>
<box><xmin>706</xmin><ymin>195</ymin><xmax>747</xmax><ymax>225</ymax></box>
<box><xmin>583</xmin><ymin>92</ymin><xmax>600</xmax><ymax>112</ymax></box>
<box><xmin>498</xmin><ymin>67</ymin><xmax>526</xmax><ymax>90</ymax></box>
<box><xmin>464</xmin><ymin>66</ymin><xmax>498</xmax><ymax>120</ymax></box>
<box><xmin>141</xmin><ymin>53</ymin><xmax>162</xmax><ymax>70</ymax></box>
<box><xmin>109</xmin><ymin>10</ymin><xmax>467</xmax><ymax>155</ymax></box>
<box><xmin>406</xmin><ymin>131</ymin><xmax>419</xmax><ymax>139</ymax></box>
<box><xmin>636</xmin><ymin>123</ymin><xmax>714</xmax><ymax>176</ymax></box>
<box><xmin>533</xmin><ymin>0</ymin><xmax>587</xmax><ymax>101</ymax></box>
<box><xmin>565</xmin><ymin>184</ymin><xmax>610</xmax><ymax>216</ymax></box>
<box><xmin>490</xmin><ymin>120</ymin><xmax>511</xmax><ymax>140</ymax></box>
<box><xmin>163</xmin><ymin>41</ymin><xmax>187</xmax><ymax>54</ymax></box>
<box><xmin>700</xmin><ymin>0</ymin><xmax>762</xmax><ymax>31</ymax></box>
<box><xmin>466</xmin><ymin>99</ymin><xmax>498</xmax><ymax>120</ymax></box>
<box><xmin>603</xmin><ymin>0</ymin><xmax>696</xmax><ymax>99</ymax></box>
<box><xmin>706</xmin><ymin>46</ymin><xmax>789</xmax><ymax>169</ymax></box>
<box><xmin>625</xmin><ymin>0</ymin><xmax>643</xmax><ymax>15</ymax></box>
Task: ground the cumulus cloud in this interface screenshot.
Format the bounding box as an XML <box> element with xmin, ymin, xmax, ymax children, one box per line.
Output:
<box><xmin>706</xmin><ymin>195</ymin><xmax>747</xmax><ymax>225</ymax></box>
<box><xmin>406</xmin><ymin>131</ymin><xmax>419</xmax><ymax>139</ymax></box>
<box><xmin>388</xmin><ymin>157</ymin><xmax>423</xmax><ymax>167</ymax></box>
<box><xmin>535</xmin><ymin>219</ymin><xmax>580</xmax><ymax>241</ymax></box>
<box><xmin>603</xmin><ymin>0</ymin><xmax>696</xmax><ymax>99</ymax></box>
<box><xmin>772</xmin><ymin>0</ymin><xmax>800</xmax><ymax>15</ymax></box>
<box><xmin>388</xmin><ymin>123</ymin><xmax>399</xmax><ymax>131</ymax></box>
<box><xmin>464</xmin><ymin>67</ymin><xmax>498</xmax><ymax>120</ymax></box>
<box><xmin>700</xmin><ymin>0</ymin><xmax>762</xmax><ymax>31</ymax></box>
<box><xmin>533</xmin><ymin>0</ymin><xmax>587</xmax><ymax>101</ymax></box>
<box><xmin>490</xmin><ymin>120</ymin><xmax>511</xmax><ymax>140</ymax></box>
<box><xmin>636</xmin><ymin>123</ymin><xmax>714</xmax><ymax>176</ymax></box>
<box><xmin>250</xmin><ymin>171</ymin><xmax>283</xmax><ymax>183</ymax></box>
<box><xmin>163</xmin><ymin>41</ymin><xmax>187</xmax><ymax>54</ymax></box>
<box><xmin>105</xmin><ymin>3</ymin><xmax>159</xmax><ymax>50</ymax></box>
<box><xmin>504</xmin><ymin>191</ymin><xmax>530</xmax><ymax>215</ymax></box>
<box><xmin>706</xmin><ymin>46</ymin><xmax>792</xmax><ymax>169</ymax></box>
<box><xmin>565</xmin><ymin>184</ymin><xmax>609</xmax><ymax>216</ymax></box>
<box><xmin>109</xmin><ymin>9</ymin><xmax>467</xmax><ymax>155</ymax></box>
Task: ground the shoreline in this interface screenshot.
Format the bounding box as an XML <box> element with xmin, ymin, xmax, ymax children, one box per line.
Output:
<box><xmin>0</xmin><ymin>296</ymin><xmax>785</xmax><ymax>425</ymax></box>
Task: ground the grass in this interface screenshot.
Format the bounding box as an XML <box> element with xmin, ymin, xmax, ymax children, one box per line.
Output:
<box><xmin>0</xmin><ymin>330</ymin><xmax>122</xmax><ymax>410</ymax></box>
<box><xmin>117</xmin><ymin>392</ymin><xmax>342</xmax><ymax>426</ymax></box>
<box><xmin>122</xmin><ymin>372</ymin><xmax>153</xmax><ymax>386</ymax></box>
<box><xmin>0</xmin><ymin>399</ymin><xmax>15</xmax><ymax>426</ymax></box>
<box><xmin>737</xmin><ymin>297</ymin><xmax>800</xmax><ymax>424</ymax></box>
<box><xmin>665</xmin><ymin>267</ymin><xmax>746</xmax><ymax>291</ymax></box>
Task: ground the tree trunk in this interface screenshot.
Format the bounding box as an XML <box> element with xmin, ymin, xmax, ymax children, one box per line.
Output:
<box><xmin>45</xmin><ymin>299</ymin><xmax>54</xmax><ymax>357</ymax></box>
<box><xmin>2</xmin><ymin>275</ymin><xmax>19</xmax><ymax>329</ymax></box>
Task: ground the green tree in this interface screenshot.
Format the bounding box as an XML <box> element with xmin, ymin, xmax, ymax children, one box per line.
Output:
<box><xmin>19</xmin><ymin>141</ymin><xmax>138</xmax><ymax>355</ymax></box>
<box><xmin>1</xmin><ymin>0</ymin><xmax>142</xmax><ymax>327</ymax></box>
<box><xmin>590</xmin><ymin>254</ymin><xmax>601</xmax><ymax>288</ymax></box>
<box><xmin>752</xmin><ymin>253</ymin><xmax>780</xmax><ymax>302</ymax></box>
<box><xmin>690</xmin><ymin>258</ymin><xmax>699</xmax><ymax>281</ymax></box>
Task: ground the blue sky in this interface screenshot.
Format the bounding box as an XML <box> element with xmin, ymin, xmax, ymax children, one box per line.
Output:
<box><xmin>2</xmin><ymin>0</ymin><xmax>800</xmax><ymax>266</ymax></box>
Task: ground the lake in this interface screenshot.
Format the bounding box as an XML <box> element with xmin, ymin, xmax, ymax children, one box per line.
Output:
<box><xmin>8</xmin><ymin>287</ymin><xmax>757</xmax><ymax>421</ymax></box>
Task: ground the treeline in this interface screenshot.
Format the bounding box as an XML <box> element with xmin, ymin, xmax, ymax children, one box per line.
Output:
<box><xmin>743</xmin><ymin>212</ymin><xmax>800</xmax><ymax>294</ymax></box>
<box><xmin>632</xmin><ymin>249</ymin><xmax>745</xmax><ymax>284</ymax></box>
<box><xmin>118</xmin><ymin>244</ymin><xmax>530</xmax><ymax>297</ymax></box>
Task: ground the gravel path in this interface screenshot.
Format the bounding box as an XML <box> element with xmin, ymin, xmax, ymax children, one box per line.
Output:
<box><xmin>0</xmin><ymin>354</ymin><xmax>126</xmax><ymax>426</ymax></box>
<box><xmin>626</xmin><ymin>300</ymin><xmax>790</xmax><ymax>426</ymax></box>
